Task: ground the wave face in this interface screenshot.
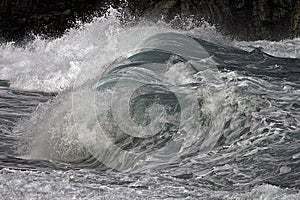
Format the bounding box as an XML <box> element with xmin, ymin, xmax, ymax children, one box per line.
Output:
<box><xmin>0</xmin><ymin>9</ymin><xmax>300</xmax><ymax>199</ymax></box>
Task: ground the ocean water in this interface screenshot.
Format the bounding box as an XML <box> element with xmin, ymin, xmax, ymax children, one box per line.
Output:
<box><xmin>0</xmin><ymin>9</ymin><xmax>300</xmax><ymax>199</ymax></box>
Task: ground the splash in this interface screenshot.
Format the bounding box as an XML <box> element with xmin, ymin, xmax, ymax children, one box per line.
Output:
<box><xmin>1</xmin><ymin>9</ymin><xmax>298</xmax><ymax>199</ymax></box>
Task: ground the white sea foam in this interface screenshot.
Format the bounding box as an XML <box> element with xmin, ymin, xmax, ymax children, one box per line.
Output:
<box><xmin>232</xmin><ymin>38</ymin><xmax>300</xmax><ymax>58</ymax></box>
<box><xmin>7</xmin><ymin>8</ymin><xmax>300</xmax><ymax>92</ymax></box>
<box><xmin>2</xmin><ymin>8</ymin><xmax>299</xmax><ymax>199</ymax></box>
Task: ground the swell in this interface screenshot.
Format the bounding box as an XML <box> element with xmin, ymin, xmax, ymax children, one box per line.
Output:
<box><xmin>0</xmin><ymin>15</ymin><xmax>298</xmax><ymax>192</ymax></box>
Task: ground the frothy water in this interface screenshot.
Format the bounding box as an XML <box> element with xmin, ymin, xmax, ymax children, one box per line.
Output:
<box><xmin>0</xmin><ymin>8</ymin><xmax>300</xmax><ymax>199</ymax></box>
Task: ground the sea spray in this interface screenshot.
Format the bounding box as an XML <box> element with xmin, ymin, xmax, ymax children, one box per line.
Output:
<box><xmin>0</xmin><ymin>7</ymin><xmax>299</xmax><ymax>200</ymax></box>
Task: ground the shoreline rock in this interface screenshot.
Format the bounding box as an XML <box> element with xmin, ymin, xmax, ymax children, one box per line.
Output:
<box><xmin>0</xmin><ymin>0</ymin><xmax>299</xmax><ymax>42</ymax></box>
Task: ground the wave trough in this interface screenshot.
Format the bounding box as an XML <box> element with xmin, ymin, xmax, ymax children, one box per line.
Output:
<box><xmin>0</xmin><ymin>9</ymin><xmax>299</xmax><ymax>199</ymax></box>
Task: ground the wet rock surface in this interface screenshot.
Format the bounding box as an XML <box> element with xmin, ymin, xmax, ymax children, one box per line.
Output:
<box><xmin>0</xmin><ymin>0</ymin><xmax>299</xmax><ymax>41</ymax></box>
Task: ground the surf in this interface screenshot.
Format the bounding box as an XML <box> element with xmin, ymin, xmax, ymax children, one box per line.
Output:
<box><xmin>0</xmin><ymin>8</ymin><xmax>299</xmax><ymax>199</ymax></box>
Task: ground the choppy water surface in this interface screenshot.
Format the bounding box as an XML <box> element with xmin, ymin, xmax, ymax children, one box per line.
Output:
<box><xmin>0</xmin><ymin>10</ymin><xmax>300</xmax><ymax>199</ymax></box>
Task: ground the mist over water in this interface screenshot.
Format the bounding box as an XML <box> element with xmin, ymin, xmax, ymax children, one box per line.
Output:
<box><xmin>0</xmin><ymin>8</ymin><xmax>300</xmax><ymax>199</ymax></box>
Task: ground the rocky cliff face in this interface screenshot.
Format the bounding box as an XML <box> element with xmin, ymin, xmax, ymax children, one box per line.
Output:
<box><xmin>125</xmin><ymin>0</ymin><xmax>300</xmax><ymax>41</ymax></box>
<box><xmin>0</xmin><ymin>0</ymin><xmax>299</xmax><ymax>42</ymax></box>
<box><xmin>0</xmin><ymin>0</ymin><xmax>121</xmax><ymax>41</ymax></box>
<box><xmin>202</xmin><ymin>0</ymin><xmax>300</xmax><ymax>41</ymax></box>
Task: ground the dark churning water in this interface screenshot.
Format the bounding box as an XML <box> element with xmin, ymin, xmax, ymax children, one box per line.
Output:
<box><xmin>0</xmin><ymin>9</ymin><xmax>300</xmax><ymax>199</ymax></box>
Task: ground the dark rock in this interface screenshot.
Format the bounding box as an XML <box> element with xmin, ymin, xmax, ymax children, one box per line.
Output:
<box><xmin>127</xmin><ymin>0</ymin><xmax>300</xmax><ymax>41</ymax></box>
<box><xmin>0</xmin><ymin>0</ymin><xmax>299</xmax><ymax>42</ymax></box>
<box><xmin>0</xmin><ymin>0</ymin><xmax>124</xmax><ymax>42</ymax></box>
